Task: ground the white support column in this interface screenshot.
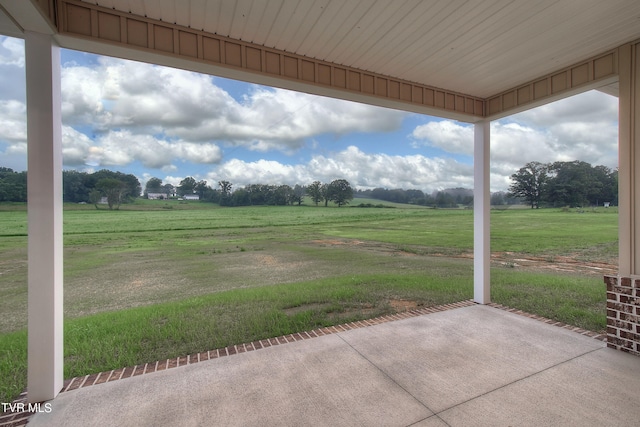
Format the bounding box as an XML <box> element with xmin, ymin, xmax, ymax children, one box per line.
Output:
<box><xmin>25</xmin><ymin>31</ymin><xmax>64</xmax><ymax>403</ymax></box>
<box><xmin>618</xmin><ymin>42</ymin><xmax>640</xmax><ymax>277</ymax></box>
<box><xmin>474</xmin><ymin>121</ymin><xmax>491</xmax><ymax>304</ymax></box>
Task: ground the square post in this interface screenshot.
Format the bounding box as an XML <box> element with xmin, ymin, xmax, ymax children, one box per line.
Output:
<box><xmin>474</xmin><ymin>121</ymin><xmax>491</xmax><ymax>304</ymax></box>
<box><xmin>618</xmin><ymin>42</ymin><xmax>640</xmax><ymax>276</ymax></box>
<box><xmin>25</xmin><ymin>31</ymin><xmax>64</xmax><ymax>403</ymax></box>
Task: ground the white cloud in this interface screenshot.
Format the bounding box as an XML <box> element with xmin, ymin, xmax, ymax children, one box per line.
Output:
<box><xmin>162</xmin><ymin>175</ymin><xmax>186</xmax><ymax>187</ymax></box>
<box><xmin>0</xmin><ymin>37</ymin><xmax>26</xmax><ymax>104</ymax></box>
<box><xmin>206</xmin><ymin>146</ymin><xmax>473</xmax><ymax>193</ymax></box>
<box><xmin>209</xmin><ymin>159</ymin><xmax>309</xmax><ymax>187</ymax></box>
<box><xmin>6</xmin><ymin>142</ymin><xmax>26</xmax><ymax>156</ymax></box>
<box><xmin>0</xmin><ymin>98</ymin><xmax>28</xmax><ymax>170</ymax></box>
<box><xmin>95</xmin><ymin>130</ymin><xmax>223</xmax><ymax>168</ymax></box>
<box><xmin>0</xmin><ymin>37</ymin><xmax>24</xmax><ymax>67</ymax></box>
<box><xmin>411</xmin><ymin>120</ymin><xmax>474</xmax><ymax>155</ymax></box>
<box><xmin>0</xmin><ymin>100</ymin><xmax>26</xmax><ymax>143</ymax></box>
<box><xmin>0</xmin><ymin>35</ymin><xmax>619</xmax><ymax>194</ymax></box>
<box><xmin>409</xmin><ymin>90</ymin><xmax>618</xmax><ymax>191</ymax></box>
<box><xmin>62</xmin><ymin>126</ymin><xmax>94</xmax><ymax>165</ymax></box>
<box><xmin>59</xmin><ymin>57</ymin><xmax>405</xmax><ymax>155</ymax></box>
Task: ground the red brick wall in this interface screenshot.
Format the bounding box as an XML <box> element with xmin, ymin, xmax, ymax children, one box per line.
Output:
<box><xmin>604</xmin><ymin>275</ymin><xmax>640</xmax><ymax>356</ymax></box>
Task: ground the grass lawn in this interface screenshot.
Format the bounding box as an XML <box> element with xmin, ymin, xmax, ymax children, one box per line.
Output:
<box><xmin>0</xmin><ymin>201</ymin><xmax>617</xmax><ymax>403</ymax></box>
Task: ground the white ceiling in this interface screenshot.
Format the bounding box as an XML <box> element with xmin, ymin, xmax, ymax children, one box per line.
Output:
<box><xmin>75</xmin><ymin>0</ymin><xmax>640</xmax><ymax>99</ymax></box>
<box><xmin>0</xmin><ymin>0</ymin><xmax>638</xmax><ymax>103</ymax></box>
<box><xmin>0</xmin><ymin>4</ymin><xmax>24</xmax><ymax>38</ymax></box>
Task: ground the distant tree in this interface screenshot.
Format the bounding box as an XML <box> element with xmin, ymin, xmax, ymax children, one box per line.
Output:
<box><xmin>329</xmin><ymin>179</ymin><xmax>353</xmax><ymax>207</ymax></box>
<box><xmin>508</xmin><ymin>161</ymin><xmax>548</xmax><ymax>209</ymax></box>
<box><xmin>355</xmin><ymin>188</ymin><xmax>372</xmax><ymax>198</ymax></box>
<box><xmin>144</xmin><ymin>177</ymin><xmax>163</xmax><ymax>198</ymax></box>
<box><xmin>63</xmin><ymin>170</ymin><xmax>91</xmax><ymax>203</ymax></box>
<box><xmin>321</xmin><ymin>183</ymin><xmax>331</xmax><ymax>207</ymax></box>
<box><xmin>306</xmin><ymin>181</ymin><xmax>323</xmax><ymax>206</ymax></box>
<box><xmin>272</xmin><ymin>185</ymin><xmax>293</xmax><ymax>205</ymax></box>
<box><xmin>405</xmin><ymin>189</ymin><xmax>425</xmax><ymax>204</ymax></box>
<box><xmin>194</xmin><ymin>180</ymin><xmax>209</xmax><ymax>199</ymax></box>
<box><xmin>89</xmin><ymin>189</ymin><xmax>102</xmax><ymax>209</ymax></box>
<box><xmin>592</xmin><ymin>165</ymin><xmax>618</xmax><ymax>206</ymax></box>
<box><xmin>0</xmin><ymin>168</ymin><xmax>27</xmax><ymax>202</ymax></box>
<box><xmin>245</xmin><ymin>184</ymin><xmax>266</xmax><ymax>205</ymax></box>
<box><xmin>95</xmin><ymin>178</ymin><xmax>127</xmax><ymax>210</ymax></box>
<box><xmin>434</xmin><ymin>191</ymin><xmax>457</xmax><ymax>208</ymax></box>
<box><xmin>218</xmin><ymin>180</ymin><xmax>233</xmax><ymax>206</ymax></box>
<box><xmin>388</xmin><ymin>189</ymin><xmax>408</xmax><ymax>203</ymax></box>
<box><xmin>370</xmin><ymin>188</ymin><xmax>429</xmax><ymax>205</ymax></box>
<box><xmin>370</xmin><ymin>188</ymin><xmax>387</xmax><ymax>201</ymax></box>
<box><xmin>491</xmin><ymin>191</ymin><xmax>506</xmax><ymax>206</ymax></box>
<box><xmin>231</xmin><ymin>188</ymin><xmax>250</xmax><ymax>206</ymax></box>
<box><xmin>162</xmin><ymin>183</ymin><xmax>175</xmax><ymax>198</ymax></box>
<box><xmin>91</xmin><ymin>169</ymin><xmax>141</xmax><ymax>201</ymax></box>
<box><xmin>292</xmin><ymin>184</ymin><xmax>306</xmax><ymax>206</ymax></box>
<box><xmin>546</xmin><ymin>161</ymin><xmax>618</xmax><ymax>207</ymax></box>
<box><xmin>545</xmin><ymin>161</ymin><xmax>592</xmax><ymax>207</ymax></box>
<box><xmin>178</xmin><ymin>176</ymin><xmax>197</xmax><ymax>196</ymax></box>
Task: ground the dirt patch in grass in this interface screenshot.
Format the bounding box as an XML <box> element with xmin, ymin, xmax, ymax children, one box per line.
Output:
<box><xmin>282</xmin><ymin>303</ymin><xmax>333</xmax><ymax>316</ymax></box>
<box><xmin>327</xmin><ymin>305</ymin><xmax>379</xmax><ymax>321</ymax></box>
<box><xmin>310</xmin><ymin>239</ymin><xmax>617</xmax><ymax>277</ymax></box>
<box><xmin>311</xmin><ymin>239</ymin><xmax>364</xmax><ymax>246</ymax></box>
<box><xmin>0</xmin><ymin>235</ymin><xmax>615</xmax><ymax>334</ymax></box>
<box><xmin>390</xmin><ymin>299</ymin><xmax>419</xmax><ymax>312</ymax></box>
<box><xmin>489</xmin><ymin>252</ymin><xmax>617</xmax><ymax>276</ymax></box>
<box><xmin>283</xmin><ymin>302</ymin><xmax>382</xmax><ymax>322</ymax></box>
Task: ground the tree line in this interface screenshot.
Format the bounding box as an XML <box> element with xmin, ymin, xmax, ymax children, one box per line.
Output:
<box><xmin>0</xmin><ymin>167</ymin><xmax>27</xmax><ymax>202</ymax></box>
<box><xmin>146</xmin><ymin>177</ymin><xmax>355</xmax><ymax>207</ymax></box>
<box><xmin>0</xmin><ymin>168</ymin><xmax>142</xmax><ymax>209</ymax></box>
<box><xmin>354</xmin><ymin>187</ymin><xmax>520</xmax><ymax>208</ymax></box>
<box><xmin>0</xmin><ymin>168</ymin><xmax>356</xmax><ymax>208</ymax></box>
<box><xmin>2</xmin><ymin>159</ymin><xmax>615</xmax><ymax>210</ymax></box>
<box><xmin>356</xmin><ymin>187</ymin><xmax>473</xmax><ymax>208</ymax></box>
<box><xmin>508</xmin><ymin>161</ymin><xmax>618</xmax><ymax>208</ymax></box>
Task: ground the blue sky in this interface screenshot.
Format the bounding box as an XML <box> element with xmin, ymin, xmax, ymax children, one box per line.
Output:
<box><xmin>0</xmin><ymin>35</ymin><xmax>619</xmax><ymax>193</ymax></box>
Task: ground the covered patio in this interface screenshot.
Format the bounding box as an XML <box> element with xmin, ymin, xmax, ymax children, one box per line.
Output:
<box><xmin>20</xmin><ymin>303</ymin><xmax>640</xmax><ymax>426</ymax></box>
<box><xmin>1</xmin><ymin>0</ymin><xmax>640</xmax><ymax>421</ymax></box>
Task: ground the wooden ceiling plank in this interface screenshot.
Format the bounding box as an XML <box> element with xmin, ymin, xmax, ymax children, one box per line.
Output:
<box><xmin>340</xmin><ymin>0</ymin><xmax>424</xmax><ymax>71</ymax></box>
<box><xmin>141</xmin><ymin>0</ymin><xmax>161</xmax><ymax>20</ymax></box>
<box><xmin>285</xmin><ymin>0</ymin><xmax>332</xmax><ymax>54</ymax></box>
<box><xmin>215</xmin><ymin>0</ymin><xmax>237</xmax><ymax>37</ymax></box>
<box><xmin>187</xmin><ymin>0</ymin><xmax>207</xmax><ymax>31</ymax></box>
<box><xmin>227</xmin><ymin>0</ymin><xmax>253</xmax><ymax>40</ymax></box>
<box><xmin>301</xmin><ymin>0</ymin><xmax>366</xmax><ymax>62</ymax></box>
<box><xmin>237</xmin><ymin>0</ymin><xmax>267</xmax><ymax>43</ymax></box>
<box><xmin>262</xmin><ymin>0</ymin><xmax>300</xmax><ymax>49</ymax></box>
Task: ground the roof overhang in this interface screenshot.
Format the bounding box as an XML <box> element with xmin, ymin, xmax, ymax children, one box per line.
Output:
<box><xmin>1</xmin><ymin>1</ymin><xmax>639</xmax><ymax>122</ymax></box>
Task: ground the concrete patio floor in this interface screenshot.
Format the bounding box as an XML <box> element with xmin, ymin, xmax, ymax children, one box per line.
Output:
<box><xmin>24</xmin><ymin>304</ymin><xmax>640</xmax><ymax>426</ymax></box>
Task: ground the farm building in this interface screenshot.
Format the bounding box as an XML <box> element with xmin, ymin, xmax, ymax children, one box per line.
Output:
<box><xmin>147</xmin><ymin>192</ymin><xmax>169</xmax><ymax>200</ymax></box>
<box><xmin>2</xmin><ymin>0</ymin><xmax>640</xmax><ymax>420</ymax></box>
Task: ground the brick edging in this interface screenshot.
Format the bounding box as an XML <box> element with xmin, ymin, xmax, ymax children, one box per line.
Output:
<box><xmin>0</xmin><ymin>300</ymin><xmax>475</xmax><ymax>426</ymax></box>
<box><xmin>0</xmin><ymin>391</ymin><xmax>29</xmax><ymax>427</ymax></box>
<box><xmin>486</xmin><ymin>302</ymin><xmax>607</xmax><ymax>341</ymax></box>
<box><xmin>1</xmin><ymin>300</ymin><xmax>606</xmax><ymax>426</ymax></box>
<box><xmin>60</xmin><ymin>300</ymin><xmax>477</xmax><ymax>393</ymax></box>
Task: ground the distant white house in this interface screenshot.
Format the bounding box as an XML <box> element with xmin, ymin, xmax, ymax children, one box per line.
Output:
<box><xmin>147</xmin><ymin>192</ymin><xmax>169</xmax><ymax>200</ymax></box>
<box><xmin>183</xmin><ymin>194</ymin><xmax>200</xmax><ymax>201</ymax></box>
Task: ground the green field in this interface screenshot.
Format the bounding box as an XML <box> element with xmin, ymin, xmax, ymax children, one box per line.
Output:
<box><xmin>0</xmin><ymin>200</ymin><xmax>618</xmax><ymax>403</ymax></box>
